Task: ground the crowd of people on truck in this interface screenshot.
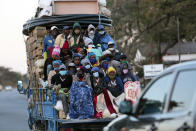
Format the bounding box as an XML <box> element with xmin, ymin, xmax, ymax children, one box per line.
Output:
<box><xmin>43</xmin><ymin>22</ymin><xmax>140</xmax><ymax>119</ymax></box>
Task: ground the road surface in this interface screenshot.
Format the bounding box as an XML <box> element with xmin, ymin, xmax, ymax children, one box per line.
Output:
<box><xmin>0</xmin><ymin>89</ymin><xmax>30</xmax><ymax>131</ymax></box>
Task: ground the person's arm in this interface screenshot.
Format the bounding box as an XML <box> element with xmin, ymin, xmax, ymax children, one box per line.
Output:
<box><xmin>129</xmin><ymin>72</ymin><xmax>137</xmax><ymax>82</ymax></box>
<box><xmin>107</xmin><ymin>34</ymin><xmax>117</xmax><ymax>48</ymax></box>
<box><xmin>117</xmin><ymin>77</ymin><xmax>124</xmax><ymax>92</ymax></box>
<box><xmin>66</xmin><ymin>75</ymin><xmax>73</xmax><ymax>89</ymax></box>
<box><xmin>54</xmin><ymin>34</ymin><xmax>60</xmax><ymax>47</ymax></box>
<box><xmin>43</xmin><ymin>36</ymin><xmax>49</xmax><ymax>52</ymax></box>
<box><xmin>51</xmin><ymin>75</ymin><xmax>55</xmax><ymax>85</ymax></box>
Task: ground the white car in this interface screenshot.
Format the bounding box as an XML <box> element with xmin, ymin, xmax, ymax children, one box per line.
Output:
<box><xmin>0</xmin><ymin>85</ymin><xmax>3</xmax><ymax>91</ymax></box>
<box><xmin>5</xmin><ymin>86</ymin><xmax>12</xmax><ymax>91</ymax></box>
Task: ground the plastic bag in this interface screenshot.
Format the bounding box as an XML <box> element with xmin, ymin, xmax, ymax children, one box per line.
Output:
<box><xmin>99</xmin><ymin>0</ymin><xmax>106</xmax><ymax>7</ymax></box>
<box><xmin>38</xmin><ymin>0</ymin><xmax>52</xmax><ymax>8</ymax></box>
<box><xmin>35</xmin><ymin>59</ymin><xmax>45</xmax><ymax>68</ymax></box>
<box><xmin>54</xmin><ymin>100</ymin><xmax>63</xmax><ymax>111</ymax></box>
<box><xmin>38</xmin><ymin>6</ymin><xmax>52</xmax><ymax>17</ymax></box>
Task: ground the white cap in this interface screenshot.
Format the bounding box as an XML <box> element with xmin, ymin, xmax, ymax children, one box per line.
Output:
<box><xmin>102</xmin><ymin>50</ymin><xmax>112</xmax><ymax>56</ymax></box>
<box><xmin>51</xmin><ymin>26</ymin><xmax>58</xmax><ymax>30</ymax></box>
<box><xmin>84</xmin><ymin>37</ymin><xmax>93</xmax><ymax>47</ymax></box>
<box><xmin>108</xmin><ymin>41</ymin><xmax>115</xmax><ymax>46</ymax></box>
<box><xmin>68</xmin><ymin>63</ymin><xmax>75</xmax><ymax>67</ymax></box>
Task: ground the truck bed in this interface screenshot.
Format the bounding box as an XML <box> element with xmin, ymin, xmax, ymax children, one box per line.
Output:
<box><xmin>57</xmin><ymin>118</ymin><xmax>113</xmax><ymax>129</ymax></box>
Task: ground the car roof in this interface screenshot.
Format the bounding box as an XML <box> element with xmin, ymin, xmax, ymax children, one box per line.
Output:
<box><xmin>160</xmin><ymin>60</ymin><xmax>196</xmax><ymax>75</ymax></box>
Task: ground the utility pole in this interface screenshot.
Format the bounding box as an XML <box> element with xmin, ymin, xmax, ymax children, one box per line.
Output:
<box><xmin>177</xmin><ymin>17</ymin><xmax>181</xmax><ymax>63</ymax></box>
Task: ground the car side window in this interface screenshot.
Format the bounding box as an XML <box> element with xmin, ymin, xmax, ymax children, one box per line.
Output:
<box><xmin>137</xmin><ymin>73</ymin><xmax>174</xmax><ymax>115</ymax></box>
<box><xmin>168</xmin><ymin>70</ymin><xmax>196</xmax><ymax>112</ymax></box>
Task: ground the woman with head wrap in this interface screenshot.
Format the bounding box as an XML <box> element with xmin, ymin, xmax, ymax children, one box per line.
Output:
<box><xmin>51</xmin><ymin>64</ymin><xmax>73</xmax><ymax>118</ymax></box>
<box><xmin>44</xmin><ymin>46</ymin><xmax>61</xmax><ymax>80</ymax></box>
<box><xmin>90</xmin><ymin>67</ymin><xmax>104</xmax><ymax>96</ymax></box>
<box><xmin>103</xmin><ymin>67</ymin><xmax>124</xmax><ymax>97</ymax></box>
<box><xmin>120</xmin><ymin>63</ymin><xmax>136</xmax><ymax>84</ymax></box>
<box><xmin>100</xmin><ymin>60</ymin><xmax>109</xmax><ymax>77</ymax></box>
<box><xmin>72</xmin><ymin>53</ymin><xmax>82</xmax><ymax>68</ymax></box>
<box><xmin>88</xmin><ymin>52</ymin><xmax>99</xmax><ymax>67</ymax></box>
<box><xmin>60</xmin><ymin>48</ymin><xmax>72</xmax><ymax>67</ymax></box>
<box><xmin>72</xmin><ymin>66</ymin><xmax>91</xmax><ymax>86</ymax></box>
<box><xmin>48</xmin><ymin>60</ymin><xmax>61</xmax><ymax>87</ymax></box>
<box><xmin>95</xmin><ymin>67</ymin><xmax>125</xmax><ymax>118</ymax></box>
<box><xmin>67</xmin><ymin>63</ymin><xmax>77</xmax><ymax>76</ymax></box>
<box><xmin>81</xmin><ymin>58</ymin><xmax>91</xmax><ymax>74</ymax></box>
<box><xmin>86</xmin><ymin>24</ymin><xmax>96</xmax><ymax>40</ymax></box>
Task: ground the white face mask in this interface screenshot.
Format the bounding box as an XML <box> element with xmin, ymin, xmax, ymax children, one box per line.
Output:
<box><xmin>93</xmin><ymin>72</ymin><xmax>99</xmax><ymax>78</ymax></box>
<box><xmin>108</xmin><ymin>48</ymin><xmax>115</xmax><ymax>51</ymax></box>
<box><xmin>99</xmin><ymin>31</ymin><xmax>105</xmax><ymax>35</ymax></box>
<box><xmin>89</xmin><ymin>30</ymin><xmax>94</xmax><ymax>35</ymax></box>
<box><xmin>88</xmin><ymin>44</ymin><xmax>95</xmax><ymax>48</ymax></box>
<box><xmin>123</xmin><ymin>69</ymin><xmax>129</xmax><ymax>74</ymax></box>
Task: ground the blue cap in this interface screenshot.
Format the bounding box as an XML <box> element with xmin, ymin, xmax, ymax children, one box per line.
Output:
<box><xmin>97</xmin><ymin>25</ymin><xmax>105</xmax><ymax>30</ymax></box>
<box><xmin>88</xmin><ymin>52</ymin><xmax>96</xmax><ymax>59</ymax></box>
<box><xmin>63</xmin><ymin>26</ymin><xmax>70</xmax><ymax>30</ymax></box>
<box><xmin>73</xmin><ymin>53</ymin><xmax>81</xmax><ymax>59</ymax></box>
<box><xmin>91</xmin><ymin>66</ymin><xmax>100</xmax><ymax>73</ymax></box>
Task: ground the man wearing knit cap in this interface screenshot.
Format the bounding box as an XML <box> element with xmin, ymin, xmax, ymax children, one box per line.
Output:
<box><xmin>94</xmin><ymin>67</ymin><xmax>125</xmax><ymax>118</ymax></box>
<box><xmin>96</xmin><ymin>25</ymin><xmax>116</xmax><ymax>51</ymax></box>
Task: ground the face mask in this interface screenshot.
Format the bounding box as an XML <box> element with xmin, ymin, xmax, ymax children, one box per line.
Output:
<box><xmin>74</xmin><ymin>29</ymin><xmax>80</xmax><ymax>34</ymax></box>
<box><xmin>108</xmin><ymin>48</ymin><xmax>115</xmax><ymax>51</ymax></box>
<box><xmin>85</xmin><ymin>64</ymin><xmax>91</xmax><ymax>69</ymax></box>
<box><xmin>59</xmin><ymin>70</ymin><xmax>67</xmax><ymax>76</ymax></box>
<box><xmin>88</xmin><ymin>45</ymin><xmax>95</xmax><ymax>49</ymax></box>
<box><xmin>103</xmin><ymin>64</ymin><xmax>109</xmax><ymax>69</ymax></box>
<box><xmin>90</xmin><ymin>58</ymin><xmax>97</xmax><ymax>64</ymax></box>
<box><xmin>99</xmin><ymin>31</ymin><xmax>105</xmax><ymax>35</ymax></box>
<box><xmin>93</xmin><ymin>72</ymin><xmax>99</xmax><ymax>78</ymax></box>
<box><xmin>89</xmin><ymin>30</ymin><xmax>94</xmax><ymax>35</ymax></box>
<box><xmin>105</xmin><ymin>57</ymin><xmax>111</xmax><ymax>62</ymax></box>
<box><xmin>123</xmin><ymin>69</ymin><xmax>129</xmax><ymax>74</ymax></box>
<box><xmin>121</xmin><ymin>60</ymin><xmax>127</xmax><ymax>64</ymax></box>
<box><xmin>54</xmin><ymin>67</ymin><xmax>60</xmax><ymax>71</ymax></box>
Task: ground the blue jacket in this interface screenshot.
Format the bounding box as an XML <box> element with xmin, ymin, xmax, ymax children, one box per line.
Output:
<box><xmin>69</xmin><ymin>81</ymin><xmax>94</xmax><ymax>119</ymax></box>
<box><xmin>100</xmin><ymin>33</ymin><xmax>116</xmax><ymax>51</ymax></box>
<box><xmin>43</xmin><ymin>35</ymin><xmax>55</xmax><ymax>52</ymax></box>
<box><xmin>103</xmin><ymin>75</ymin><xmax>124</xmax><ymax>97</ymax></box>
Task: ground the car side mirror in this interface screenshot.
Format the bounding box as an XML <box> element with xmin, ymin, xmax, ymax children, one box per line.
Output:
<box><xmin>119</xmin><ymin>100</ymin><xmax>133</xmax><ymax>115</ymax></box>
<box><xmin>17</xmin><ymin>81</ymin><xmax>24</xmax><ymax>94</ymax></box>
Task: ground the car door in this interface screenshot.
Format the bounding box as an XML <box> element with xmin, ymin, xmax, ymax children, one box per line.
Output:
<box><xmin>157</xmin><ymin>69</ymin><xmax>196</xmax><ymax>131</ymax></box>
<box><xmin>125</xmin><ymin>73</ymin><xmax>175</xmax><ymax>131</ymax></box>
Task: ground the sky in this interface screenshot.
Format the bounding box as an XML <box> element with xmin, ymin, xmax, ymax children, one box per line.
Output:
<box><xmin>0</xmin><ymin>0</ymin><xmax>38</xmax><ymax>74</ymax></box>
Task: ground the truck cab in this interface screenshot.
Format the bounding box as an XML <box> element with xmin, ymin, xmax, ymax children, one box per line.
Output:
<box><xmin>104</xmin><ymin>61</ymin><xmax>196</xmax><ymax>131</ymax></box>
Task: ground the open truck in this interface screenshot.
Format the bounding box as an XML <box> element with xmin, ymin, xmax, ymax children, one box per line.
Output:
<box><xmin>21</xmin><ymin>0</ymin><xmax>114</xmax><ymax>131</ymax></box>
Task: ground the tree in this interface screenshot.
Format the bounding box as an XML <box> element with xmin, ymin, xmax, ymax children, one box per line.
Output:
<box><xmin>0</xmin><ymin>66</ymin><xmax>26</xmax><ymax>87</ymax></box>
<box><xmin>107</xmin><ymin>0</ymin><xmax>196</xmax><ymax>65</ymax></box>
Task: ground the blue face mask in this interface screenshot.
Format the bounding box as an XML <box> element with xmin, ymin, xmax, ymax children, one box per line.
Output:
<box><xmin>93</xmin><ymin>72</ymin><xmax>99</xmax><ymax>78</ymax></box>
<box><xmin>59</xmin><ymin>70</ymin><xmax>67</xmax><ymax>76</ymax></box>
<box><xmin>85</xmin><ymin>64</ymin><xmax>91</xmax><ymax>69</ymax></box>
<box><xmin>54</xmin><ymin>67</ymin><xmax>60</xmax><ymax>71</ymax></box>
<box><xmin>103</xmin><ymin>64</ymin><xmax>109</xmax><ymax>69</ymax></box>
<box><xmin>90</xmin><ymin>58</ymin><xmax>97</xmax><ymax>64</ymax></box>
<box><xmin>105</xmin><ymin>57</ymin><xmax>111</xmax><ymax>62</ymax></box>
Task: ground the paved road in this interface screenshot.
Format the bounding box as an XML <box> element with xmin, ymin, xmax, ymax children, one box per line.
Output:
<box><xmin>0</xmin><ymin>89</ymin><xmax>30</xmax><ymax>131</ymax></box>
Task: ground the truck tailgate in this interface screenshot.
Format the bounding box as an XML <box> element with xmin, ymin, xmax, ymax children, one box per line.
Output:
<box><xmin>57</xmin><ymin>118</ymin><xmax>113</xmax><ymax>129</ymax></box>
